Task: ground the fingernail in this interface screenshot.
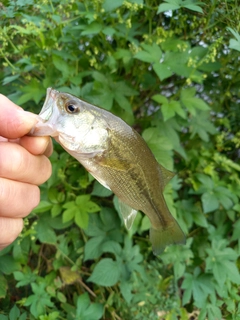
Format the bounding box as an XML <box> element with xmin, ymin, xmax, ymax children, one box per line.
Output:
<box><xmin>35</xmin><ymin>136</ymin><xmax>51</xmax><ymax>151</ymax></box>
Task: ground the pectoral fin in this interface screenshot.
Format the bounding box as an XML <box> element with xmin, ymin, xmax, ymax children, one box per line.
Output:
<box><xmin>118</xmin><ymin>199</ymin><xmax>138</xmax><ymax>230</ymax></box>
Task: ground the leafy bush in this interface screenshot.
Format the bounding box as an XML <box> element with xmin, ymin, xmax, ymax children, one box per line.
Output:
<box><xmin>1</xmin><ymin>0</ymin><xmax>240</xmax><ymax>319</ymax></box>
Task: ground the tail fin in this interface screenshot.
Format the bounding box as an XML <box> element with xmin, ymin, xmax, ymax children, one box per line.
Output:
<box><xmin>150</xmin><ymin>219</ymin><xmax>185</xmax><ymax>255</ymax></box>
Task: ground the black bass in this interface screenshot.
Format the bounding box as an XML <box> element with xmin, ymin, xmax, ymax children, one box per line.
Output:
<box><xmin>31</xmin><ymin>88</ymin><xmax>185</xmax><ymax>255</ymax></box>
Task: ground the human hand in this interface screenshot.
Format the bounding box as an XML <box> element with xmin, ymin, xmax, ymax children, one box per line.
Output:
<box><xmin>0</xmin><ymin>94</ymin><xmax>53</xmax><ymax>250</ymax></box>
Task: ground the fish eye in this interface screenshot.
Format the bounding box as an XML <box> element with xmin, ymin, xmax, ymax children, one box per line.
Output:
<box><xmin>66</xmin><ymin>103</ymin><xmax>80</xmax><ymax>114</ymax></box>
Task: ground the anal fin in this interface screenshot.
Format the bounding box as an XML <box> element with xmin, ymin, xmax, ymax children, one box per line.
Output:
<box><xmin>118</xmin><ymin>199</ymin><xmax>138</xmax><ymax>230</ymax></box>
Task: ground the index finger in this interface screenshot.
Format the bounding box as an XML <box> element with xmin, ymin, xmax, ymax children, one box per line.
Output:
<box><xmin>0</xmin><ymin>94</ymin><xmax>37</xmax><ymax>139</ymax></box>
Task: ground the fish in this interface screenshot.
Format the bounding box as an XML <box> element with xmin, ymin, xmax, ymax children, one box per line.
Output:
<box><xmin>30</xmin><ymin>88</ymin><xmax>185</xmax><ymax>255</ymax></box>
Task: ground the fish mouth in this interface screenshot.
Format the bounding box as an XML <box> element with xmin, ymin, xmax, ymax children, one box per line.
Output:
<box><xmin>29</xmin><ymin>87</ymin><xmax>60</xmax><ymax>137</ymax></box>
<box><xmin>38</xmin><ymin>87</ymin><xmax>59</xmax><ymax>122</ymax></box>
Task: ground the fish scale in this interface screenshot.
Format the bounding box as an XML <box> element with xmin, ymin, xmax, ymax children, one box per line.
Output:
<box><xmin>31</xmin><ymin>88</ymin><xmax>186</xmax><ymax>255</ymax></box>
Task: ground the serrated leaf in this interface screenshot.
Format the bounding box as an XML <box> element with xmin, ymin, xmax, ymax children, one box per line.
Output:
<box><xmin>184</xmin><ymin>4</ymin><xmax>203</xmax><ymax>13</ymax></box>
<box><xmin>17</xmin><ymin>79</ymin><xmax>45</xmax><ymax>104</ymax></box>
<box><xmin>75</xmin><ymin>210</ymin><xmax>89</xmax><ymax>229</ymax></box>
<box><xmin>88</xmin><ymin>258</ymin><xmax>121</xmax><ymax>286</ymax></box>
<box><xmin>0</xmin><ymin>256</ymin><xmax>20</xmax><ymax>274</ymax></box>
<box><xmin>229</xmin><ymin>39</ymin><xmax>240</xmax><ymax>52</ymax></box>
<box><xmin>37</xmin><ymin>224</ymin><xmax>57</xmax><ymax>245</ymax></box>
<box><xmin>63</xmin><ymin>207</ymin><xmax>76</xmax><ymax>223</ymax></box>
<box><xmin>161</xmin><ymin>102</ymin><xmax>175</xmax><ymax>121</ymax></box>
<box><xmin>51</xmin><ymin>204</ymin><xmax>62</xmax><ymax>217</ymax></box>
<box><xmin>103</xmin><ymin>0</ymin><xmax>123</xmax><ymax>11</ymax></box>
<box><xmin>52</xmin><ymin>55</ymin><xmax>71</xmax><ymax>77</ymax></box>
<box><xmin>134</xmin><ymin>50</ymin><xmax>154</xmax><ymax>63</ymax></box>
<box><xmin>81</xmin><ymin>22</ymin><xmax>103</xmax><ymax>35</ymax></box>
<box><xmin>2</xmin><ymin>74</ymin><xmax>20</xmax><ymax>85</ymax></box>
<box><xmin>9</xmin><ymin>305</ymin><xmax>21</xmax><ymax>320</ymax></box>
<box><xmin>120</xmin><ymin>281</ymin><xmax>133</xmax><ymax>303</ymax></box>
<box><xmin>192</xmin><ymin>211</ymin><xmax>208</xmax><ymax>228</ymax></box>
<box><xmin>84</xmin><ymin>236</ymin><xmax>105</xmax><ymax>261</ymax></box>
<box><xmin>152</xmin><ymin>94</ymin><xmax>168</xmax><ymax>104</ymax></box>
<box><xmin>157</xmin><ymin>3</ymin><xmax>180</xmax><ymax>13</ymax></box>
<box><xmin>101</xmin><ymin>240</ymin><xmax>122</xmax><ymax>256</ymax></box>
<box><xmin>114</xmin><ymin>92</ymin><xmax>132</xmax><ymax>113</ymax></box>
<box><xmin>182</xmin><ymin>268</ymin><xmax>215</xmax><ymax>308</ymax></box>
<box><xmin>83</xmin><ymin>301</ymin><xmax>104</xmax><ymax>320</ymax></box>
<box><xmin>201</xmin><ymin>192</ymin><xmax>219</xmax><ymax>213</ymax></box>
<box><xmin>32</xmin><ymin>201</ymin><xmax>52</xmax><ymax>213</ymax></box>
<box><xmin>153</xmin><ymin>63</ymin><xmax>173</xmax><ymax>81</ymax></box>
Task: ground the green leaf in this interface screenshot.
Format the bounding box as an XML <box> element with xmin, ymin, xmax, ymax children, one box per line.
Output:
<box><xmin>82</xmin><ymin>302</ymin><xmax>103</xmax><ymax>320</ymax></box>
<box><xmin>75</xmin><ymin>293</ymin><xmax>103</xmax><ymax>320</ymax></box>
<box><xmin>52</xmin><ymin>55</ymin><xmax>71</xmax><ymax>78</ymax></box>
<box><xmin>2</xmin><ymin>74</ymin><xmax>20</xmax><ymax>85</ymax></box>
<box><xmin>189</xmin><ymin>111</ymin><xmax>216</xmax><ymax>141</ymax></box>
<box><xmin>134</xmin><ymin>50</ymin><xmax>154</xmax><ymax>63</ymax></box>
<box><xmin>51</xmin><ymin>204</ymin><xmax>62</xmax><ymax>217</ymax></box>
<box><xmin>0</xmin><ymin>273</ymin><xmax>7</xmax><ymax>298</ymax></box>
<box><xmin>227</xmin><ymin>27</ymin><xmax>240</xmax><ymax>52</ymax></box>
<box><xmin>0</xmin><ymin>255</ymin><xmax>20</xmax><ymax>274</ymax></box>
<box><xmin>184</xmin><ymin>4</ymin><xmax>203</xmax><ymax>13</ymax></box>
<box><xmin>114</xmin><ymin>92</ymin><xmax>132</xmax><ymax>113</ymax></box>
<box><xmin>142</xmin><ymin>127</ymin><xmax>174</xmax><ymax>169</ymax></box>
<box><xmin>9</xmin><ymin>305</ymin><xmax>20</xmax><ymax>320</ymax></box>
<box><xmin>153</xmin><ymin>63</ymin><xmax>173</xmax><ymax>81</ymax></box>
<box><xmin>62</xmin><ymin>207</ymin><xmax>76</xmax><ymax>223</ymax></box>
<box><xmin>135</xmin><ymin>44</ymin><xmax>162</xmax><ymax>64</ymax></box>
<box><xmin>103</xmin><ymin>0</ymin><xmax>123</xmax><ymax>11</ymax></box>
<box><xmin>88</xmin><ymin>258</ymin><xmax>121</xmax><ymax>286</ymax></box>
<box><xmin>161</xmin><ymin>102</ymin><xmax>175</xmax><ymax>121</ymax></box>
<box><xmin>201</xmin><ymin>192</ymin><xmax>219</xmax><ymax>213</ymax></box>
<box><xmin>84</xmin><ymin>236</ymin><xmax>105</xmax><ymax>261</ymax></box>
<box><xmin>142</xmin><ymin>43</ymin><xmax>162</xmax><ymax>63</ymax></box>
<box><xmin>152</xmin><ymin>94</ymin><xmax>168</xmax><ymax>105</ymax></box>
<box><xmin>76</xmin><ymin>293</ymin><xmax>90</xmax><ymax>316</ymax></box>
<box><xmin>120</xmin><ymin>281</ymin><xmax>133</xmax><ymax>303</ymax></box>
<box><xmin>192</xmin><ymin>211</ymin><xmax>208</xmax><ymax>228</ymax></box>
<box><xmin>75</xmin><ymin>210</ymin><xmax>89</xmax><ymax>229</ymax></box>
<box><xmin>101</xmin><ymin>240</ymin><xmax>122</xmax><ymax>257</ymax></box>
<box><xmin>91</xmin><ymin>180</ymin><xmax>113</xmax><ymax>197</ymax></box>
<box><xmin>37</xmin><ymin>222</ymin><xmax>57</xmax><ymax>245</ymax></box>
<box><xmin>157</xmin><ymin>3</ymin><xmax>180</xmax><ymax>13</ymax></box>
<box><xmin>32</xmin><ymin>201</ymin><xmax>52</xmax><ymax>213</ymax></box>
<box><xmin>157</xmin><ymin>0</ymin><xmax>203</xmax><ymax>13</ymax></box>
<box><xmin>140</xmin><ymin>215</ymin><xmax>151</xmax><ymax>233</ymax></box>
<box><xmin>81</xmin><ymin>22</ymin><xmax>103</xmax><ymax>35</ymax></box>
<box><xmin>17</xmin><ymin>79</ymin><xmax>45</xmax><ymax>104</ymax></box>
<box><xmin>181</xmin><ymin>87</ymin><xmax>209</xmax><ymax>115</ymax></box>
<box><xmin>14</xmin><ymin>268</ymin><xmax>37</xmax><ymax>287</ymax></box>
<box><xmin>24</xmin><ymin>283</ymin><xmax>54</xmax><ymax>318</ymax></box>
<box><xmin>182</xmin><ymin>268</ymin><xmax>215</xmax><ymax>308</ymax></box>
<box><xmin>205</xmin><ymin>240</ymin><xmax>240</xmax><ymax>285</ymax></box>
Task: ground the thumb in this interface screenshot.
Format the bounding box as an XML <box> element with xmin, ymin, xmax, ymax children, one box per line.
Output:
<box><xmin>0</xmin><ymin>94</ymin><xmax>37</xmax><ymax>139</ymax></box>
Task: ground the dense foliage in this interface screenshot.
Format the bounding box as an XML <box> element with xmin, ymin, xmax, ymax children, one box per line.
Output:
<box><xmin>1</xmin><ymin>0</ymin><xmax>240</xmax><ymax>319</ymax></box>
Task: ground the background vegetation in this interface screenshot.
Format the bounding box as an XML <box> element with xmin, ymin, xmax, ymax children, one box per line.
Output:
<box><xmin>1</xmin><ymin>0</ymin><xmax>240</xmax><ymax>319</ymax></box>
